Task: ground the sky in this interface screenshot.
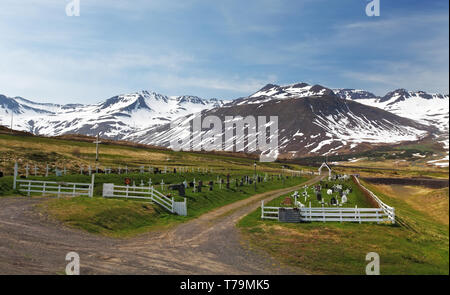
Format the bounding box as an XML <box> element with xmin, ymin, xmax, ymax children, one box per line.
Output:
<box><xmin>0</xmin><ymin>0</ymin><xmax>448</xmax><ymax>104</ymax></box>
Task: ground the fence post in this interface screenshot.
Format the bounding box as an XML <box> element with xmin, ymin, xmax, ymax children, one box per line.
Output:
<box><xmin>261</xmin><ymin>200</ymin><xmax>264</xmax><ymax>219</ymax></box>
<box><xmin>42</xmin><ymin>182</ymin><xmax>46</xmax><ymax>196</ymax></box>
<box><xmin>309</xmin><ymin>202</ymin><xmax>312</xmax><ymax>221</ymax></box>
<box><xmin>27</xmin><ymin>181</ymin><xmax>31</xmax><ymax>196</ymax></box>
<box><xmin>391</xmin><ymin>208</ymin><xmax>396</xmax><ymax>224</ymax></box>
<box><xmin>89</xmin><ymin>174</ymin><xmax>95</xmax><ymax>198</ymax></box>
<box><xmin>57</xmin><ymin>184</ymin><xmax>61</xmax><ymax>198</ymax></box>
<box><xmin>322</xmin><ymin>204</ymin><xmax>325</xmax><ymax>223</ymax></box>
<box><xmin>13</xmin><ymin>162</ymin><xmax>18</xmax><ymax>190</ymax></box>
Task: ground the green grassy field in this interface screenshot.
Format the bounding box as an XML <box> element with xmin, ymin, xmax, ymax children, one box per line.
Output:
<box><xmin>238</xmin><ymin>179</ymin><xmax>449</xmax><ymax>274</ymax></box>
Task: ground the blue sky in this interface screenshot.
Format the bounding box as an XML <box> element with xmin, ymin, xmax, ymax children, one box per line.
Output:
<box><xmin>0</xmin><ymin>0</ymin><xmax>448</xmax><ymax>103</ymax></box>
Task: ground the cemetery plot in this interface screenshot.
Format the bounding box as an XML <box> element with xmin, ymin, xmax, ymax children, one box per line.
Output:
<box><xmin>260</xmin><ymin>175</ymin><xmax>395</xmax><ymax>223</ymax></box>
<box><xmin>294</xmin><ymin>177</ymin><xmax>372</xmax><ymax>208</ymax></box>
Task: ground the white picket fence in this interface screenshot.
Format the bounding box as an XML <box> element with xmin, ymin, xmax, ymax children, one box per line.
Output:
<box><xmin>353</xmin><ymin>176</ymin><xmax>395</xmax><ymax>223</ymax></box>
<box><xmin>14</xmin><ymin>174</ymin><xmax>95</xmax><ymax>198</ymax></box>
<box><xmin>102</xmin><ymin>183</ymin><xmax>187</xmax><ymax>216</ymax></box>
<box><xmin>261</xmin><ymin>201</ymin><xmax>393</xmax><ymax>223</ymax></box>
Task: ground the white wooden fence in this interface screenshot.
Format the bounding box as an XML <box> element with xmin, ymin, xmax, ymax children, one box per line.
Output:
<box><xmin>261</xmin><ymin>201</ymin><xmax>393</xmax><ymax>223</ymax></box>
<box><xmin>353</xmin><ymin>177</ymin><xmax>395</xmax><ymax>223</ymax></box>
<box><xmin>102</xmin><ymin>183</ymin><xmax>187</xmax><ymax>216</ymax></box>
<box><xmin>14</xmin><ymin>174</ymin><xmax>95</xmax><ymax>198</ymax></box>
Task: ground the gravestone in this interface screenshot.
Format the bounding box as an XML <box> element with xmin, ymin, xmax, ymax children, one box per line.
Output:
<box><xmin>316</xmin><ymin>192</ymin><xmax>322</xmax><ymax>202</ymax></box>
<box><xmin>198</xmin><ymin>180</ymin><xmax>203</xmax><ymax>193</ymax></box>
<box><xmin>0</xmin><ymin>171</ymin><xmax>3</xmax><ymax>178</ymax></box>
<box><xmin>209</xmin><ymin>181</ymin><xmax>213</xmax><ymax>191</ymax></box>
<box><xmin>279</xmin><ymin>208</ymin><xmax>301</xmax><ymax>223</ymax></box>
<box><xmin>178</xmin><ymin>184</ymin><xmax>185</xmax><ymax>196</ymax></box>
<box><xmin>281</xmin><ymin>197</ymin><xmax>293</xmax><ymax>206</ymax></box>
<box><xmin>330</xmin><ymin>197</ymin><xmax>337</xmax><ymax>205</ymax></box>
<box><xmin>226</xmin><ymin>174</ymin><xmax>230</xmax><ymax>189</ymax></box>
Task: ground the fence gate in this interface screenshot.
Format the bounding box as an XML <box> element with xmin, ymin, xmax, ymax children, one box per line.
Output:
<box><xmin>173</xmin><ymin>200</ymin><xmax>187</xmax><ymax>216</ymax></box>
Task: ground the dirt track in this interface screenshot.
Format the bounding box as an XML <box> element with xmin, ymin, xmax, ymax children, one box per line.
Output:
<box><xmin>0</xmin><ymin>176</ymin><xmax>322</xmax><ymax>274</ymax></box>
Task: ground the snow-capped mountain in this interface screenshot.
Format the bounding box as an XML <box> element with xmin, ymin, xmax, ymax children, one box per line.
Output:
<box><xmin>126</xmin><ymin>83</ymin><xmax>436</xmax><ymax>158</ymax></box>
<box><xmin>340</xmin><ymin>89</ymin><xmax>449</xmax><ymax>133</ymax></box>
<box><xmin>1</xmin><ymin>82</ymin><xmax>447</xmax><ymax>161</ymax></box>
<box><xmin>333</xmin><ymin>88</ymin><xmax>449</xmax><ymax>167</ymax></box>
<box><xmin>0</xmin><ymin>91</ymin><xmax>224</xmax><ymax>139</ymax></box>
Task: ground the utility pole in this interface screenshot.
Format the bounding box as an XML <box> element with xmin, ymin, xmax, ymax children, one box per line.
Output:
<box><xmin>93</xmin><ymin>133</ymin><xmax>102</xmax><ymax>162</ymax></box>
<box><xmin>10</xmin><ymin>112</ymin><xmax>13</xmax><ymax>134</ymax></box>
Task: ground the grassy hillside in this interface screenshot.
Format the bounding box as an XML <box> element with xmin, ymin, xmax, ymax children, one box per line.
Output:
<box><xmin>0</xmin><ymin>133</ymin><xmax>308</xmax><ymax>176</ymax></box>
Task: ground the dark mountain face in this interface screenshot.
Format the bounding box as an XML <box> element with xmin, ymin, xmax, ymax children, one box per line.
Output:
<box><xmin>0</xmin><ymin>95</ymin><xmax>21</xmax><ymax>113</ymax></box>
<box><xmin>177</xmin><ymin>95</ymin><xmax>206</xmax><ymax>105</ymax></box>
<box><xmin>333</xmin><ymin>89</ymin><xmax>378</xmax><ymax>100</ymax></box>
<box><xmin>127</xmin><ymin>94</ymin><xmax>434</xmax><ymax>158</ymax></box>
<box><xmin>120</xmin><ymin>96</ymin><xmax>152</xmax><ymax>112</ymax></box>
<box><xmin>380</xmin><ymin>89</ymin><xmax>411</xmax><ymax>103</ymax></box>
